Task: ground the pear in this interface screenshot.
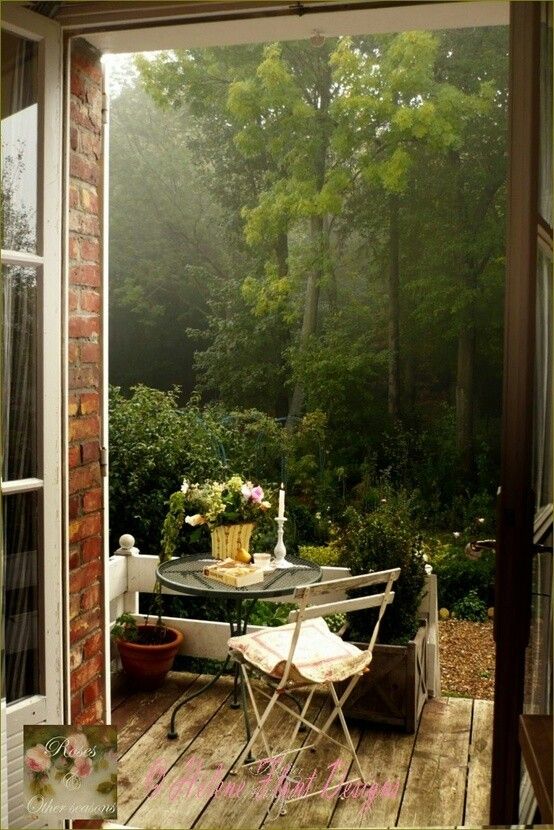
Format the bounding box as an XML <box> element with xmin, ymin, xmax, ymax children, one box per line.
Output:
<box><xmin>235</xmin><ymin>547</ymin><xmax>251</xmax><ymax>564</ymax></box>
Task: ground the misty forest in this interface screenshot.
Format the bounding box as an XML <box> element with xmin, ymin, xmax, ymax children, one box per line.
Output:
<box><xmin>108</xmin><ymin>26</ymin><xmax>507</xmax><ymax>603</ymax></box>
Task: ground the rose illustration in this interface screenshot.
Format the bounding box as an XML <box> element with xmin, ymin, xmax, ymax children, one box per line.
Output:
<box><xmin>25</xmin><ymin>745</ymin><xmax>51</xmax><ymax>773</ymax></box>
<box><xmin>74</xmin><ymin>756</ymin><xmax>93</xmax><ymax>778</ymax></box>
<box><xmin>65</xmin><ymin>733</ymin><xmax>89</xmax><ymax>758</ymax></box>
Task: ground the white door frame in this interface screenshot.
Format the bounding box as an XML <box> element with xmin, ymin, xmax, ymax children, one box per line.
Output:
<box><xmin>1</xmin><ymin>4</ymin><xmax>64</xmax><ymax>827</ymax></box>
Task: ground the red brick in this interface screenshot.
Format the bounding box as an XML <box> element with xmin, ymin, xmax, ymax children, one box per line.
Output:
<box><xmin>71</xmin><ymin>691</ymin><xmax>82</xmax><ymax>720</ymax></box>
<box><xmin>70</xmin><ymin>263</ymin><xmax>100</xmax><ymax>287</ymax></box>
<box><xmin>69</xmin><ymin>290</ymin><xmax>79</xmax><ymax>312</ymax></box>
<box><xmin>72</xmin><ymin>48</ymin><xmax>103</xmax><ymax>85</ymax></box>
<box><xmin>80</xmin><ymin>238</ymin><xmax>99</xmax><ymax>261</ymax></box>
<box><xmin>69</xmin><ymin>236</ymin><xmax>80</xmax><ymax>260</ymax></box>
<box><xmin>82</xmin><ymin>676</ymin><xmax>103</xmax><ymax>707</ymax></box>
<box><xmin>81</xmin><ymin>581</ymin><xmax>101</xmax><ymax>610</ymax></box>
<box><xmin>69</xmin><ymin>315</ymin><xmax>100</xmax><ymax>339</ymax></box>
<box><xmin>72</xmin><ymin>652</ymin><xmax>103</xmax><ymax>690</ymax></box>
<box><xmin>81</xmin><ymin>441</ymin><xmax>100</xmax><ymax>464</ymax></box>
<box><xmin>69</xmin><ymin>415</ymin><xmax>99</xmax><ymax>442</ymax></box>
<box><xmin>82</xmin><ymin>536</ymin><xmax>102</xmax><ymax>564</ymax></box>
<box><xmin>80</xmin><ymin>342</ymin><xmax>101</xmax><ymax>364</ymax></box>
<box><xmin>71</xmin><ymin>646</ymin><xmax>83</xmax><ymax>671</ymax></box>
<box><xmin>70</xmin><ymin>607</ymin><xmax>102</xmax><ymax>644</ymax></box>
<box><xmin>80</xmin><ymin>392</ymin><xmax>100</xmax><ymax>415</ymax></box>
<box><xmin>69</xmin><ymin>365</ymin><xmax>100</xmax><ymax>390</ymax></box>
<box><xmin>71</xmin><ymin>72</ymin><xmax>88</xmax><ymax>100</ymax></box>
<box><xmin>70</xmin><ymin>154</ymin><xmax>98</xmax><ymax>186</ymax></box>
<box><xmin>68</xmin><ymin>445</ymin><xmax>81</xmax><ymax>468</ymax></box>
<box><xmin>69</xmin><ymin>184</ymin><xmax>79</xmax><ymax>207</ymax></box>
<box><xmin>70</xmin><ymin>99</ymin><xmax>101</xmax><ymax>134</ymax></box>
<box><xmin>80</xmin><ymin>291</ymin><xmax>100</xmax><ymax>313</ymax></box>
<box><xmin>69</xmin><ymin>463</ymin><xmax>101</xmax><ymax>494</ymax></box>
<box><xmin>83</xmin><ymin>488</ymin><xmax>102</xmax><ymax>513</ymax></box>
<box><xmin>70</xmin><ymin>592</ymin><xmax>81</xmax><ymax>620</ymax></box>
<box><xmin>69</xmin><ymin>512</ymin><xmax>102</xmax><ymax>544</ymax></box>
<box><xmin>73</xmin><ymin>698</ymin><xmax>104</xmax><ymax>726</ymax></box>
<box><xmin>80</xmin><ymin>184</ymin><xmax>99</xmax><ymax>212</ymax></box>
<box><xmin>69</xmin><ymin>494</ymin><xmax>81</xmax><ymax>520</ymax></box>
<box><xmin>69</xmin><ymin>209</ymin><xmax>101</xmax><ymax>236</ymax></box>
<box><xmin>83</xmin><ymin>633</ymin><xmax>104</xmax><ymax>664</ymax></box>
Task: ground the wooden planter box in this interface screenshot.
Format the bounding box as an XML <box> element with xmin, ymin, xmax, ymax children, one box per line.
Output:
<box><xmin>339</xmin><ymin>619</ymin><xmax>428</xmax><ymax>733</ymax></box>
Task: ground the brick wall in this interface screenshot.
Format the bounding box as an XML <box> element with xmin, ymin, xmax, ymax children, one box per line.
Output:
<box><xmin>68</xmin><ymin>38</ymin><xmax>105</xmax><ymax>726</ymax></box>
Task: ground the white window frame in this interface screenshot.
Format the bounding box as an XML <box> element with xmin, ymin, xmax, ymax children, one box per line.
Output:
<box><xmin>1</xmin><ymin>4</ymin><xmax>63</xmax><ymax>827</ymax></box>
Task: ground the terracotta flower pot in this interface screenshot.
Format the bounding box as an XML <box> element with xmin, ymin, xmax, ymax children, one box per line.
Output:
<box><xmin>116</xmin><ymin>624</ymin><xmax>184</xmax><ymax>690</ymax></box>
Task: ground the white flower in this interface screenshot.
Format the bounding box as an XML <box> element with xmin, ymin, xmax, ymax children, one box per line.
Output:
<box><xmin>181</xmin><ymin>479</ymin><xmax>189</xmax><ymax>495</ymax></box>
<box><xmin>240</xmin><ymin>484</ymin><xmax>252</xmax><ymax>500</ymax></box>
<box><xmin>185</xmin><ymin>514</ymin><xmax>206</xmax><ymax>527</ymax></box>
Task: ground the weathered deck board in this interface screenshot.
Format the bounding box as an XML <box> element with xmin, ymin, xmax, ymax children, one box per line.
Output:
<box><xmin>112</xmin><ymin>679</ymin><xmax>491</xmax><ymax>829</ymax></box>
<box><xmin>130</xmin><ymin>678</ymin><xmax>275</xmax><ymax>829</ymax></box>
<box><xmin>329</xmin><ymin>726</ymin><xmax>417</xmax><ymax>828</ymax></box>
<box><xmin>396</xmin><ymin>697</ymin><xmax>472</xmax><ymax>828</ymax></box>
<box><xmin>464</xmin><ymin>699</ymin><xmax>494</xmax><ymax>827</ymax></box>
<box><xmin>113</xmin><ymin>671</ymin><xmax>200</xmax><ymax>757</ymax></box>
<box><xmin>194</xmin><ymin>691</ymin><xmax>325</xmax><ymax>830</ymax></box>
<box><xmin>118</xmin><ymin>674</ymin><xmax>233</xmax><ymax>824</ymax></box>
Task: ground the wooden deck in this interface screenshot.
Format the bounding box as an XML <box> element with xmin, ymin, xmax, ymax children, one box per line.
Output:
<box><xmin>111</xmin><ymin>672</ymin><xmax>493</xmax><ymax>829</ymax></box>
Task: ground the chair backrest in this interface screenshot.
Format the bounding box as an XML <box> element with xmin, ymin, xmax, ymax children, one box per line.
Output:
<box><xmin>279</xmin><ymin>568</ymin><xmax>400</xmax><ymax>686</ymax></box>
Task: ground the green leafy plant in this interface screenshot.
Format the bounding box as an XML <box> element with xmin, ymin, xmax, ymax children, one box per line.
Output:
<box><xmin>111</xmin><ymin>611</ymin><xmax>168</xmax><ymax>645</ymax></box>
<box><xmin>298</xmin><ymin>544</ymin><xmax>341</xmax><ymax>567</ymax></box>
<box><xmin>427</xmin><ymin>539</ymin><xmax>494</xmax><ymax>609</ymax></box>
<box><xmin>336</xmin><ymin>500</ymin><xmax>426</xmax><ymax>645</ymax></box>
<box><xmin>452</xmin><ymin>589</ymin><xmax>488</xmax><ymax>622</ymax></box>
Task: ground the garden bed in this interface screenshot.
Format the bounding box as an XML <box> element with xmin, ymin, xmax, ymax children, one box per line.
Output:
<box><xmin>439</xmin><ymin>619</ymin><xmax>495</xmax><ymax>700</ymax></box>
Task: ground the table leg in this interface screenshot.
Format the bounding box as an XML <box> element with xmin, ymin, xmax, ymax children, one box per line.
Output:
<box><xmin>167</xmin><ymin>654</ymin><xmax>232</xmax><ymax>740</ymax></box>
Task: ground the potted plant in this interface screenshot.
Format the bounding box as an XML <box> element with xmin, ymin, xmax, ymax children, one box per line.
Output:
<box><xmin>111</xmin><ymin>610</ymin><xmax>184</xmax><ymax>691</ymax></box>
<box><xmin>335</xmin><ymin>501</ymin><xmax>428</xmax><ymax>733</ymax></box>
<box><xmin>112</xmin><ymin>528</ymin><xmax>185</xmax><ymax>689</ymax></box>
<box><xmin>162</xmin><ymin>475</ymin><xmax>271</xmax><ymax>561</ymax></box>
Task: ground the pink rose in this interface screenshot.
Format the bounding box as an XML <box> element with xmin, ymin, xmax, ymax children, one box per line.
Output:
<box><xmin>250</xmin><ymin>486</ymin><xmax>264</xmax><ymax>503</ymax></box>
<box><xmin>65</xmin><ymin>733</ymin><xmax>89</xmax><ymax>758</ymax></box>
<box><xmin>74</xmin><ymin>756</ymin><xmax>93</xmax><ymax>778</ymax></box>
<box><xmin>25</xmin><ymin>745</ymin><xmax>51</xmax><ymax>773</ymax></box>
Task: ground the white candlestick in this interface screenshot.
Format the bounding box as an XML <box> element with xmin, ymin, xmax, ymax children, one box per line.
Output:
<box><xmin>278</xmin><ymin>484</ymin><xmax>285</xmax><ymax>520</ymax></box>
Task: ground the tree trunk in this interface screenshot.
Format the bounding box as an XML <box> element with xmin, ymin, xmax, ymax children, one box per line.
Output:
<box><xmin>388</xmin><ymin>194</ymin><xmax>400</xmax><ymax>419</ymax></box>
<box><xmin>286</xmin><ymin>214</ymin><xmax>323</xmax><ymax>429</ymax></box>
<box><xmin>456</xmin><ymin>324</ymin><xmax>475</xmax><ymax>477</ymax></box>
<box><xmin>286</xmin><ymin>52</ymin><xmax>331</xmax><ymax>430</ymax></box>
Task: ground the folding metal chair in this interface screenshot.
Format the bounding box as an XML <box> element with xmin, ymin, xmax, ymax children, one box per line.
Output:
<box><xmin>228</xmin><ymin>567</ymin><xmax>400</xmax><ymax>806</ymax></box>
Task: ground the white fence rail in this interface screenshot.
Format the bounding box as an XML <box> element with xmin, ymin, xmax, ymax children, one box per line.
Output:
<box><xmin>109</xmin><ymin>536</ymin><xmax>440</xmax><ymax>695</ymax></box>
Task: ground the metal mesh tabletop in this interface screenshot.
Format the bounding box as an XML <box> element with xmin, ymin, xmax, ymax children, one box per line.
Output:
<box><xmin>157</xmin><ymin>553</ymin><xmax>321</xmax><ymax>599</ymax></box>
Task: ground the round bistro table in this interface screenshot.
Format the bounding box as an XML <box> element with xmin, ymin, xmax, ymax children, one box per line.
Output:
<box><xmin>157</xmin><ymin>553</ymin><xmax>322</xmax><ymax>747</ymax></box>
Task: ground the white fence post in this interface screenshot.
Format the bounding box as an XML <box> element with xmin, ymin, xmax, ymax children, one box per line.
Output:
<box><xmin>419</xmin><ymin>572</ymin><xmax>441</xmax><ymax>698</ymax></box>
<box><xmin>113</xmin><ymin>534</ymin><xmax>140</xmax><ymax>615</ymax></box>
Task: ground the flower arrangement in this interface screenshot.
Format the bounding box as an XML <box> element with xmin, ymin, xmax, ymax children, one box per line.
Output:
<box><xmin>181</xmin><ymin>474</ymin><xmax>270</xmax><ymax>528</ymax></box>
<box><xmin>161</xmin><ymin>474</ymin><xmax>271</xmax><ymax>562</ymax></box>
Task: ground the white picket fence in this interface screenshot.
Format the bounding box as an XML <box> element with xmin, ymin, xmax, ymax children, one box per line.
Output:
<box><xmin>108</xmin><ymin>536</ymin><xmax>440</xmax><ymax>696</ymax></box>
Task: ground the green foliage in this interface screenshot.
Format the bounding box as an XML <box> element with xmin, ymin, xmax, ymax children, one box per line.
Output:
<box><xmin>298</xmin><ymin>544</ymin><xmax>341</xmax><ymax>567</ymax></box>
<box><xmin>335</xmin><ymin>501</ymin><xmax>426</xmax><ymax>645</ymax></box>
<box><xmin>110</xmin><ymin>612</ymin><xmax>139</xmax><ymax>642</ymax></box>
<box><xmin>452</xmin><ymin>589</ymin><xmax>488</xmax><ymax>622</ymax></box>
<box><xmin>426</xmin><ymin>539</ymin><xmax>494</xmax><ymax>610</ymax></box>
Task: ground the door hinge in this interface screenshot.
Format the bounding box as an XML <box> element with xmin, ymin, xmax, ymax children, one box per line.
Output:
<box><xmin>100</xmin><ymin>446</ymin><xmax>108</xmax><ymax>477</ymax></box>
<box><xmin>102</xmin><ymin>91</ymin><xmax>109</xmax><ymax>126</ymax></box>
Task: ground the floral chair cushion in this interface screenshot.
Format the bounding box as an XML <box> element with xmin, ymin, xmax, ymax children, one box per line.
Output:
<box><xmin>228</xmin><ymin>616</ymin><xmax>373</xmax><ymax>684</ymax></box>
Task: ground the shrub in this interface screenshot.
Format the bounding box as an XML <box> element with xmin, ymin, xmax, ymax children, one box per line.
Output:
<box><xmin>452</xmin><ymin>590</ymin><xmax>488</xmax><ymax>622</ymax></box>
<box><xmin>427</xmin><ymin>539</ymin><xmax>494</xmax><ymax>609</ymax></box>
<box><xmin>334</xmin><ymin>502</ymin><xmax>426</xmax><ymax>645</ymax></box>
<box><xmin>298</xmin><ymin>544</ymin><xmax>341</xmax><ymax>567</ymax></box>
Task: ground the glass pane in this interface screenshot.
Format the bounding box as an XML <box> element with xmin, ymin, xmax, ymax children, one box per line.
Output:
<box><xmin>1</xmin><ymin>29</ymin><xmax>39</xmax><ymax>253</ymax></box>
<box><xmin>539</xmin><ymin>4</ymin><xmax>553</xmax><ymax>226</ymax></box>
<box><xmin>3</xmin><ymin>491</ymin><xmax>41</xmax><ymax>702</ymax></box>
<box><xmin>532</xmin><ymin>246</ymin><xmax>553</xmax><ymax>511</ymax></box>
<box><xmin>2</xmin><ymin>264</ymin><xmax>38</xmax><ymax>481</ymax></box>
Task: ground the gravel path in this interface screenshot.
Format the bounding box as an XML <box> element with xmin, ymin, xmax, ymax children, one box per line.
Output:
<box><xmin>439</xmin><ymin>619</ymin><xmax>495</xmax><ymax>700</ymax></box>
